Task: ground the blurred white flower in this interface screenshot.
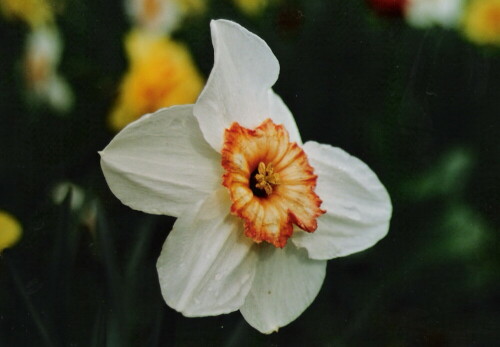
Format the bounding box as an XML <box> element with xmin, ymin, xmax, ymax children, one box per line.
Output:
<box><xmin>52</xmin><ymin>182</ymin><xmax>86</xmax><ymax>210</ymax></box>
<box><xmin>405</xmin><ymin>0</ymin><xmax>465</xmax><ymax>28</ymax></box>
<box><xmin>125</xmin><ymin>0</ymin><xmax>204</xmax><ymax>35</ymax></box>
<box><xmin>100</xmin><ymin>20</ymin><xmax>392</xmax><ymax>333</ymax></box>
<box><xmin>24</xmin><ymin>26</ymin><xmax>74</xmax><ymax>113</ymax></box>
<box><xmin>52</xmin><ymin>182</ymin><xmax>97</xmax><ymax>233</ymax></box>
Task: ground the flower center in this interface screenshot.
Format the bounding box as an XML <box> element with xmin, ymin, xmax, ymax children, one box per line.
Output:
<box><xmin>221</xmin><ymin>119</ymin><xmax>325</xmax><ymax>248</ymax></box>
<box><xmin>251</xmin><ymin>162</ymin><xmax>280</xmax><ymax>197</ymax></box>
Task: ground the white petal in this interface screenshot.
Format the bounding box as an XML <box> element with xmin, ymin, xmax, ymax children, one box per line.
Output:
<box><xmin>193</xmin><ymin>19</ymin><xmax>301</xmax><ymax>152</ymax></box>
<box><xmin>240</xmin><ymin>243</ymin><xmax>326</xmax><ymax>334</ymax></box>
<box><xmin>292</xmin><ymin>141</ymin><xmax>392</xmax><ymax>260</ymax></box>
<box><xmin>100</xmin><ymin>105</ymin><xmax>222</xmax><ymax>217</ymax></box>
<box><xmin>156</xmin><ymin>189</ymin><xmax>258</xmax><ymax>316</ymax></box>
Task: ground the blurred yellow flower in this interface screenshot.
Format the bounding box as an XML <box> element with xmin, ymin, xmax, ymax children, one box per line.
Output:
<box><xmin>178</xmin><ymin>0</ymin><xmax>205</xmax><ymax>13</ymax></box>
<box><xmin>0</xmin><ymin>0</ymin><xmax>53</xmax><ymax>27</ymax></box>
<box><xmin>462</xmin><ymin>0</ymin><xmax>500</xmax><ymax>45</ymax></box>
<box><xmin>0</xmin><ymin>211</ymin><xmax>22</xmax><ymax>252</ymax></box>
<box><xmin>109</xmin><ymin>30</ymin><xmax>204</xmax><ymax>131</ymax></box>
<box><xmin>233</xmin><ymin>0</ymin><xmax>270</xmax><ymax>16</ymax></box>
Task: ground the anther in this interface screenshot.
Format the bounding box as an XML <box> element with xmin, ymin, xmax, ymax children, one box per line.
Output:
<box><xmin>254</xmin><ymin>162</ymin><xmax>280</xmax><ymax>195</ymax></box>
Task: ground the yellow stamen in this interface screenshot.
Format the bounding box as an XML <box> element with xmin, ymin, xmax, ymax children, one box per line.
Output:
<box><xmin>255</xmin><ymin>161</ymin><xmax>280</xmax><ymax>195</ymax></box>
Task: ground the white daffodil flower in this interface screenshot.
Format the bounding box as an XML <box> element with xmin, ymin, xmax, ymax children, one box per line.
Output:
<box><xmin>100</xmin><ymin>19</ymin><xmax>392</xmax><ymax>334</ymax></box>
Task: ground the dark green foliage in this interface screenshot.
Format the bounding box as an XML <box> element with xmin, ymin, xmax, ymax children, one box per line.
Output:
<box><xmin>0</xmin><ymin>0</ymin><xmax>499</xmax><ymax>345</ymax></box>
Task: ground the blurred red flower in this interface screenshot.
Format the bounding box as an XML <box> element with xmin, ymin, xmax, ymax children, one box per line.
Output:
<box><xmin>366</xmin><ymin>0</ymin><xmax>407</xmax><ymax>16</ymax></box>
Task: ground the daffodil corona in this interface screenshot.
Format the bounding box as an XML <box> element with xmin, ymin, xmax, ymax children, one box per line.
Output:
<box><xmin>100</xmin><ymin>20</ymin><xmax>392</xmax><ymax>333</ymax></box>
<box><xmin>222</xmin><ymin>119</ymin><xmax>325</xmax><ymax>248</ymax></box>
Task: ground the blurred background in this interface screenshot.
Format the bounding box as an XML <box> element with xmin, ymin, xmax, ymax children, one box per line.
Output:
<box><xmin>0</xmin><ymin>0</ymin><xmax>499</xmax><ymax>345</ymax></box>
